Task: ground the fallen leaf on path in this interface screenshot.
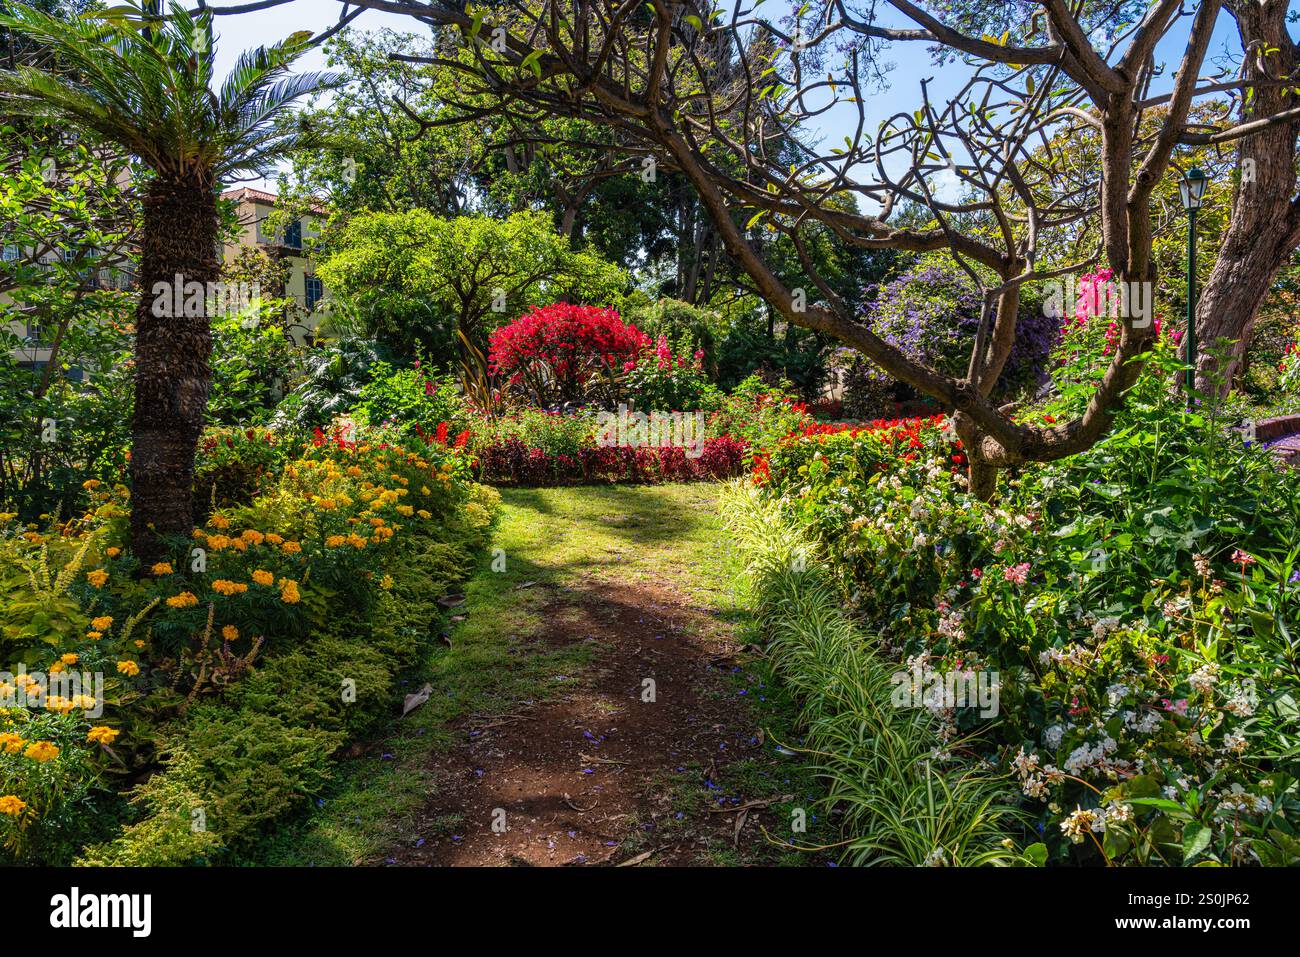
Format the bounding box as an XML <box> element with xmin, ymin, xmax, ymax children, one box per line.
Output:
<box><xmin>563</xmin><ymin>792</ymin><xmax>599</xmax><ymax>812</ymax></box>
<box><xmin>402</xmin><ymin>683</ymin><xmax>433</xmax><ymax>715</ymax></box>
<box><xmin>708</xmin><ymin>793</ymin><xmax>794</xmax><ymax>814</ymax></box>
<box><xmin>617</xmin><ymin>848</ymin><xmax>658</xmax><ymax>867</ymax></box>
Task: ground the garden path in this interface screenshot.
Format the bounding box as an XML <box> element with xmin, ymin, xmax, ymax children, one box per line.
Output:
<box><xmin>268</xmin><ymin>484</ymin><xmax>819</xmax><ymax>867</ymax></box>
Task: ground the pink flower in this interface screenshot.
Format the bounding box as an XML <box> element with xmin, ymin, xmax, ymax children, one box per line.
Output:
<box><xmin>1231</xmin><ymin>549</ymin><xmax>1256</xmax><ymax>568</ymax></box>
<box><xmin>1003</xmin><ymin>562</ymin><xmax>1030</xmax><ymax>585</ymax></box>
<box><xmin>1162</xmin><ymin>698</ymin><xmax>1189</xmax><ymax>716</ymax></box>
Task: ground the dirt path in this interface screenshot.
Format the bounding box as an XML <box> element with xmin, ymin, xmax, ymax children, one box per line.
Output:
<box><xmin>386</xmin><ymin>485</ymin><xmax>807</xmax><ymax>867</ymax></box>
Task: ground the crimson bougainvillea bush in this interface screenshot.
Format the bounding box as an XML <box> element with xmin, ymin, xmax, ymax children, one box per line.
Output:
<box><xmin>488</xmin><ymin>303</ymin><xmax>647</xmax><ymax>407</ymax></box>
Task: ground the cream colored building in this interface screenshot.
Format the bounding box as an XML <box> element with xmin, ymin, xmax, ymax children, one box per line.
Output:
<box><xmin>220</xmin><ymin>186</ymin><xmax>328</xmax><ymax>344</ymax></box>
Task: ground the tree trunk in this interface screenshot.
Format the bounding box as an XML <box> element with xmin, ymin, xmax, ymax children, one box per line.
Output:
<box><xmin>1195</xmin><ymin>0</ymin><xmax>1300</xmax><ymax>395</ymax></box>
<box><xmin>129</xmin><ymin>173</ymin><xmax>218</xmax><ymax>565</ymax></box>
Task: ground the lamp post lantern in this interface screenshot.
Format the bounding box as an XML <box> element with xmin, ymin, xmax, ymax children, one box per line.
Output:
<box><xmin>1178</xmin><ymin>167</ymin><xmax>1208</xmax><ymax>409</ymax></box>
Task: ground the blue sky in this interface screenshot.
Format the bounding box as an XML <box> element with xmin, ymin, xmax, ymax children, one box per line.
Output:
<box><xmin>208</xmin><ymin>1</ymin><xmax>1278</xmax><ymax>199</ymax></box>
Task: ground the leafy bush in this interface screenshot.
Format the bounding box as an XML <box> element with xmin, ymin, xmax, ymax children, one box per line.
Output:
<box><xmin>272</xmin><ymin>336</ymin><xmax>383</xmax><ymax>432</ymax></box>
<box><xmin>353</xmin><ymin>361</ymin><xmax>466</xmax><ymax>438</ymax></box>
<box><xmin>761</xmin><ymin>342</ymin><xmax>1300</xmax><ymax>865</ymax></box>
<box><xmin>722</xmin><ymin>482</ymin><xmax>1028</xmax><ymax>865</ymax></box>
<box><xmin>622</xmin><ymin>334</ymin><xmax>717</xmax><ymax>411</ymax></box>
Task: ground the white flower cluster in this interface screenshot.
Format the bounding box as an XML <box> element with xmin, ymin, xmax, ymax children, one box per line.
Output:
<box><xmin>1188</xmin><ymin>662</ymin><xmax>1220</xmax><ymax>695</ymax></box>
<box><xmin>1038</xmin><ymin>644</ymin><xmax>1094</xmax><ymax>669</ymax></box>
<box><xmin>1059</xmin><ymin>802</ymin><xmax>1133</xmax><ymax>844</ymax></box>
<box><xmin>1012</xmin><ymin>747</ymin><xmax>1064</xmax><ymax>800</ymax></box>
<box><xmin>1217</xmin><ymin>784</ymin><xmax>1271</xmax><ymax>816</ymax></box>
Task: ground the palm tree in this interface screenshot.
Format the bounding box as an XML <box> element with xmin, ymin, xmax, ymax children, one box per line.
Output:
<box><xmin>0</xmin><ymin>1</ymin><xmax>335</xmax><ymax>563</ymax></box>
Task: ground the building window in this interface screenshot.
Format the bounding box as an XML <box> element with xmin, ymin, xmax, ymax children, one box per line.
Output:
<box><xmin>283</xmin><ymin>219</ymin><xmax>302</xmax><ymax>249</ymax></box>
<box><xmin>305</xmin><ymin>275</ymin><xmax>323</xmax><ymax>312</ymax></box>
<box><xmin>2</xmin><ymin>244</ymin><xmax>19</xmax><ymax>262</ymax></box>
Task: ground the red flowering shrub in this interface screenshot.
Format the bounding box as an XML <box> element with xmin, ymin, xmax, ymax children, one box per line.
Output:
<box><xmin>475</xmin><ymin>435</ymin><xmax>746</xmax><ymax>486</ymax></box>
<box><xmin>488</xmin><ymin>303</ymin><xmax>647</xmax><ymax>406</ymax></box>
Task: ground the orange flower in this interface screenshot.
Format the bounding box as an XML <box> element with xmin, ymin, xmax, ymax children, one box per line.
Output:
<box><xmin>86</xmin><ymin>569</ymin><xmax>108</xmax><ymax>588</ymax></box>
<box><xmin>251</xmin><ymin>570</ymin><xmax>274</xmax><ymax>587</ymax></box>
<box><xmin>281</xmin><ymin>541</ymin><xmax>302</xmax><ymax>554</ymax></box>
<box><xmin>151</xmin><ymin>562</ymin><xmax>174</xmax><ymax>575</ymax></box>
<box><xmin>106</xmin><ymin>546</ymin><xmax>121</xmax><ymax>558</ymax></box>
<box><xmin>24</xmin><ymin>741</ymin><xmax>60</xmax><ymax>762</ymax></box>
<box><xmin>91</xmin><ymin>616</ymin><xmax>113</xmax><ymax>631</ymax></box>
<box><xmin>116</xmin><ymin>660</ymin><xmax>141</xmax><ymax>677</ymax></box>
<box><xmin>0</xmin><ymin>795</ymin><xmax>27</xmax><ymax>817</ymax></box>
<box><xmin>87</xmin><ymin>726</ymin><xmax>120</xmax><ymax>745</ymax></box>
<box><xmin>279</xmin><ymin>578</ymin><xmax>301</xmax><ymax>604</ymax></box>
<box><xmin>166</xmin><ymin>591</ymin><xmax>199</xmax><ymax>608</ymax></box>
<box><xmin>221</xmin><ymin>625</ymin><xmax>239</xmax><ymax>641</ymax></box>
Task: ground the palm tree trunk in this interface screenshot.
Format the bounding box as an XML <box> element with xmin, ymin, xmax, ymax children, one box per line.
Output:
<box><xmin>129</xmin><ymin>173</ymin><xmax>218</xmax><ymax>565</ymax></box>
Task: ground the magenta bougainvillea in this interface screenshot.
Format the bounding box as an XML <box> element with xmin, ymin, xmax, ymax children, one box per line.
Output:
<box><xmin>488</xmin><ymin>303</ymin><xmax>648</xmax><ymax>405</ymax></box>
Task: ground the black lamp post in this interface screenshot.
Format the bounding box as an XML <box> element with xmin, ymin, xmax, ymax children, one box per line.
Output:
<box><xmin>1178</xmin><ymin>167</ymin><xmax>1208</xmax><ymax>409</ymax></box>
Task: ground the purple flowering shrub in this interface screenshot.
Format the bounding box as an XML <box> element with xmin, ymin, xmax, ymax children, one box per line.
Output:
<box><xmin>843</xmin><ymin>258</ymin><xmax>1058</xmax><ymax>417</ymax></box>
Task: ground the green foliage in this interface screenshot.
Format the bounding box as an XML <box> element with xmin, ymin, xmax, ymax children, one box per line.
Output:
<box><xmin>762</xmin><ymin>342</ymin><xmax>1300</xmax><ymax>865</ymax></box>
<box><xmin>354</xmin><ymin>363</ymin><xmax>466</xmax><ymax>437</ymax></box>
<box><xmin>317</xmin><ymin>208</ymin><xmax>627</xmax><ymax>349</ymax></box>
<box><xmin>721</xmin><ymin>482</ymin><xmax>1028</xmax><ymax>865</ymax></box>
<box><xmin>272</xmin><ymin>336</ymin><xmax>383</xmax><ymax>432</ymax></box>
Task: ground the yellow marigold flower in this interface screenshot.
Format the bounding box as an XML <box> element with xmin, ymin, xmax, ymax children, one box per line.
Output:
<box><xmin>221</xmin><ymin>625</ymin><xmax>239</xmax><ymax>641</ymax></box>
<box><xmin>0</xmin><ymin>682</ymin><xmax>13</xmax><ymax>698</ymax></box>
<box><xmin>379</xmin><ymin>574</ymin><xmax>394</xmax><ymax>590</ymax></box>
<box><xmin>91</xmin><ymin>616</ymin><xmax>113</xmax><ymax>631</ymax></box>
<box><xmin>87</xmin><ymin>726</ymin><xmax>120</xmax><ymax>745</ymax></box>
<box><xmin>317</xmin><ymin>497</ymin><xmax>337</xmax><ymax>510</ymax></box>
<box><xmin>326</xmin><ymin>534</ymin><xmax>346</xmax><ymax>548</ymax></box>
<box><xmin>379</xmin><ymin>490</ymin><xmax>398</xmax><ymax>504</ymax></box>
<box><xmin>82</xmin><ymin>479</ymin><xmax>101</xmax><ymax>490</ymax></box>
<box><xmin>85</xmin><ymin>631</ymin><xmax>103</xmax><ymax>640</ymax></box>
<box><xmin>231</xmin><ymin>538</ymin><xmax>248</xmax><ymax>552</ymax></box>
<box><xmin>368</xmin><ymin>517</ymin><xmax>385</xmax><ymax>527</ymax></box>
<box><xmin>211</xmin><ymin>579</ymin><xmax>245</xmax><ymax>596</ymax></box>
<box><xmin>347</xmin><ymin>534</ymin><xmax>367</xmax><ymax>549</ymax></box>
<box><xmin>396</xmin><ymin>505</ymin><xmax>414</xmax><ymax>517</ymax></box>
<box><xmin>0</xmin><ymin>733</ymin><xmax>25</xmax><ymax>753</ymax></box>
<box><xmin>165</xmin><ymin>591</ymin><xmax>198</xmax><ymax>609</ymax></box>
<box><xmin>134</xmin><ymin>640</ymin><xmax>145</xmax><ymax>649</ymax></box>
<box><xmin>241</xmin><ymin>530</ymin><xmax>265</xmax><ymax>545</ymax></box>
<box><xmin>0</xmin><ymin>795</ymin><xmax>27</xmax><ymax>816</ymax></box>
<box><xmin>49</xmin><ymin>662</ymin><xmax>65</xmax><ymax>674</ymax></box>
<box><xmin>106</xmin><ymin>546</ymin><xmax>121</xmax><ymax>558</ymax></box>
<box><xmin>151</xmin><ymin>562</ymin><xmax>174</xmax><ymax>575</ymax></box>
<box><xmin>417</xmin><ymin>510</ymin><xmax>431</xmax><ymax>520</ymax></box>
<box><xmin>45</xmin><ymin>695</ymin><xmax>75</xmax><ymax>713</ymax></box>
<box><xmin>265</xmin><ymin>533</ymin><xmax>283</xmax><ymax>545</ymax></box>
<box><xmin>116</xmin><ymin>660</ymin><xmax>141</xmax><ymax>677</ymax></box>
<box><xmin>347</xmin><ymin>466</ymin><xmax>362</xmax><ymax>477</ymax></box>
<box><xmin>206</xmin><ymin>534</ymin><xmax>231</xmax><ymax>551</ymax></box>
<box><xmin>86</xmin><ymin>569</ymin><xmax>108</xmax><ymax>588</ymax></box>
<box><xmin>24</xmin><ymin>741</ymin><xmax>60</xmax><ymax>762</ymax></box>
<box><xmin>279</xmin><ymin>579</ymin><xmax>301</xmax><ymax>604</ymax></box>
<box><xmin>72</xmin><ymin>694</ymin><xmax>96</xmax><ymax>710</ymax></box>
<box><xmin>251</xmin><ymin>570</ymin><xmax>275</xmax><ymax>587</ymax></box>
<box><xmin>60</xmin><ymin>653</ymin><xmax>79</xmax><ymax>665</ymax></box>
<box><xmin>281</xmin><ymin>541</ymin><xmax>302</xmax><ymax>554</ymax></box>
<box><xmin>421</xmin><ymin>486</ymin><xmax>431</xmax><ymax>496</ymax></box>
<box><xmin>209</xmin><ymin>514</ymin><xmax>231</xmax><ymax>529</ymax></box>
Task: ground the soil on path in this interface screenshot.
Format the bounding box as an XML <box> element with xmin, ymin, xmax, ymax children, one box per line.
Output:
<box><xmin>390</xmin><ymin>486</ymin><xmax>797</xmax><ymax>867</ymax></box>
